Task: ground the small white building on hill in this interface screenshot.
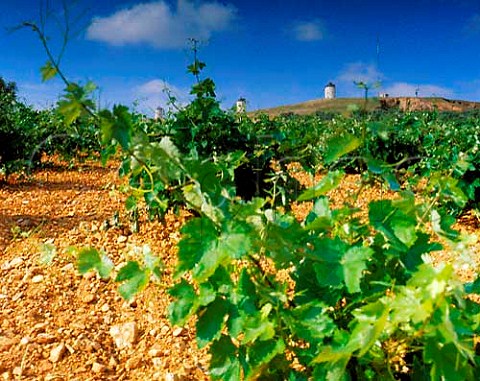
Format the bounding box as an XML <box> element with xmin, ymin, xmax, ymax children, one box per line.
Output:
<box><xmin>236</xmin><ymin>97</ymin><xmax>247</xmax><ymax>113</ymax></box>
<box><xmin>324</xmin><ymin>82</ymin><xmax>336</xmax><ymax>99</ymax></box>
<box><xmin>154</xmin><ymin>106</ymin><xmax>165</xmax><ymax>121</ymax></box>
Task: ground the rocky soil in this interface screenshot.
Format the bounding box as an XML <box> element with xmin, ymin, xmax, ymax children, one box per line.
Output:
<box><xmin>0</xmin><ymin>159</ymin><xmax>208</xmax><ymax>381</ymax></box>
<box><xmin>0</xmin><ymin>159</ymin><xmax>479</xmax><ymax>380</ymax></box>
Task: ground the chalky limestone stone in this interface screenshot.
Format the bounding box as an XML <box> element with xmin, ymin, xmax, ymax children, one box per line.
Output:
<box><xmin>109</xmin><ymin>322</ymin><xmax>138</xmax><ymax>349</ymax></box>
<box><xmin>49</xmin><ymin>342</ymin><xmax>66</xmax><ymax>363</ymax></box>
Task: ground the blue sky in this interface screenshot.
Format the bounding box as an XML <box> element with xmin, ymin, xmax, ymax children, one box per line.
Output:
<box><xmin>2</xmin><ymin>0</ymin><xmax>480</xmax><ymax>114</ymax></box>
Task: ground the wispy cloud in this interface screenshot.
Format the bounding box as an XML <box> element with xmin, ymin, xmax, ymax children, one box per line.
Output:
<box><xmin>334</xmin><ymin>63</ymin><xmax>454</xmax><ymax>99</ymax></box>
<box><xmin>135</xmin><ymin>79</ymin><xmax>191</xmax><ymax>113</ymax></box>
<box><xmin>87</xmin><ymin>0</ymin><xmax>237</xmax><ymax>49</ymax></box>
<box><xmin>383</xmin><ymin>82</ymin><xmax>454</xmax><ymax>98</ymax></box>
<box><xmin>338</xmin><ymin>62</ymin><xmax>383</xmax><ymax>84</ymax></box>
<box><xmin>16</xmin><ymin>81</ymin><xmax>65</xmax><ymax>109</ymax></box>
<box><xmin>291</xmin><ymin>19</ymin><xmax>325</xmax><ymax>41</ymax></box>
<box><xmin>336</xmin><ymin>62</ymin><xmax>384</xmax><ymax>96</ymax></box>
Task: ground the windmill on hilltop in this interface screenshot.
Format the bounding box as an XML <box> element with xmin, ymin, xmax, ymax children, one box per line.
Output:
<box><xmin>324</xmin><ymin>82</ymin><xmax>336</xmax><ymax>99</ymax></box>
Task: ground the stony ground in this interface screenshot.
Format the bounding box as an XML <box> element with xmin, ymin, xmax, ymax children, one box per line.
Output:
<box><xmin>0</xmin><ymin>159</ymin><xmax>208</xmax><ymax>381</ymax></box>
<box><xmin>0</xmin><ymin>159</ymin><xmax>479</xmax><ymax>380</ymax></box>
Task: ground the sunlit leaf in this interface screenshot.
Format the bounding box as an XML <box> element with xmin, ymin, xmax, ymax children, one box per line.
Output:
<box><xmin>209</xmin><ymin>335</ymin><xmax>241</xmax><ymax>381</ymax></box>
<box><xmin>246</xmin><ymin>338</ymin><xmax>285</xmax><ymax>378</ymax></box>
<box><xmin>115</xmin><ymin>261</ymin><xmax>149</xmax><ymax>300</ymax></box>
<box><xmin>76</xmin><ymin>247</ymin><xmax>113</xmax><ymax>279</ymax></box>
<box><xmin>341</xmin><ymin>246</ymin><xmax>373</xmax><ymax>293</ymax></box>
<box><xmin>38</xmin><ymin>243</ymin><xmax>57</xmax><ymax>265</ymax></box>
<box><xmin>324</xmin><ymin>134</ymin><xmax>361</xmax><ymax>165</ymax></box>
<box><xmin>298</xmin><ymin>170</ymin><xmax>344</xmax><ymax>201</ymax></box>
<box><xmin>40</xmin><ymin>60</ymin><xmax>57</xmax><ymax>82</ymax></box>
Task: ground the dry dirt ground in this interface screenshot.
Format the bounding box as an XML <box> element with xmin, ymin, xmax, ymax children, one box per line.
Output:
<box><xmin>0</xmin><ymin>159</ymin><xmax>208</xmax><ymax>381</ymax></box>
<box><xmin>0</xmin><ymin>159</ymin><xmax>479</xmax><ymax>380</ymax></box>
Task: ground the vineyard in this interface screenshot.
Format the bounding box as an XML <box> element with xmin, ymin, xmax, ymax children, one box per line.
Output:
<box><xmin>1</xmin><ymin>43</ymin><xmax>480</xmax><ymax>379</ymax></box>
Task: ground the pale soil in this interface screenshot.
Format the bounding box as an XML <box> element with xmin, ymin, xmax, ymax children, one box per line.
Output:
<box><xmin>0</xmin><ymin>159</ymin><xmax>208</xmax><ymax>381</ymax></box>
<box><xmin>0</xmin><ymin>159</ymin><xmax>478</xmax><ymax>380</ymax></box>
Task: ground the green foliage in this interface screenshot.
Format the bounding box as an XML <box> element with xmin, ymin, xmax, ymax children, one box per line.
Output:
<box><xmin>23</xmin><ymin>29</ymin><xmax>480</xmax><ymax>377</ymax></box>
<box><xmin>0</xmin><ymin>75</ymin><xmax>101</xmax><ymax>178</ymax></box>
<box><xmin>0</xmin><ymin>80</ymin><xmax>58</xmax><ymax>175</ymax></box>
<box><xmin>323</xmin><ymin>134</ymin><xmax>362</xmax><ymax>165</ymax></box>
<box><xmin>41</xmin><ymin>60</ymin><xmax>58</xmax><ymax>82</ymax></box>
<box><xmin>75</xmin><ymin>244</ymin><xmax>163</xmax><ymax>301</ymax></box>
<box><xmin>297</xmin><ymin>170</ymin><xmax>344</xmax><ymax>201</ymax></box>
<box><xmin>2</xmin><ymin>13</ymin><xmax>107</xmax><ymax>178</ymax></box>
<box><xmin>76</xmin><ymin>247</ymin><xmax>114</xmax><ymax>280</ymax></box>
<box><xmin>99</xmin><ymin>105</ymin><xmax>132</xmax><ymax>150</ymax></box>
<box><xmin>246</xmin><ymin>109</ymin><xmax>480</xmax><ymax>213</ymax></box>
<box><xmin>115</xmin><ymin>261</ymin><xmax>150</xmax><ymax>300</ymax></box>
<box><xmin>90</xmin><ymin>77</ymin><xmax>480</xmax><ymax>378</ymax></box>
<box><xmin>0</xmin><ymin>77</ymin><xmax>17</xmax><ymax>95</ymax></box>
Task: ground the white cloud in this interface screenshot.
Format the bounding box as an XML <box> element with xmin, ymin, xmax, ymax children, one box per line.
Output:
<box><xmin>334</xmin><ymin>63</ymin><xmax>455</xmax><ymax>99</ymax></box>
<box><xmin>291</xmin><ymin>20</ymin><xmax>324</xmax><ymax>41</ymax></box>
<box><xmin>335</xmin><ymin>62</ymin><xmax>384</xmax><ymax>97</ymax></box>
<box><xmin>17</xmin><ymin>81</ymin><xmax>64</xmax><ymax>110</ymax></box>
<box><xmin>383</xmin><ymin>82</ymin><xmax>455</xmax><ymax>98</ymax></box>
<box><xmin>338</xmin><ymin>62</ymin><xmax>383</xmax><ymax>84</ymax></box>
<box><xmin>135</xmin><ymin>79</ymin><xmax>191</xmax><ymax>113</ymax></box>
<box><xmin>137</xmin><ymin>79</ymin><xmax>171</xmax><ymax>95</ymax></box>
<box><xmin>87</xmin><ymin>0</ymin><xmax>237</xmax><ymax>49</ymax></box>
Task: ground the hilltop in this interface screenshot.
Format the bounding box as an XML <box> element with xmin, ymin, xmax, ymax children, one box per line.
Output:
<box><xmin>251</xmin><ymin>97</ymin><xmax>480</xmax><ymax>117</ymax></box>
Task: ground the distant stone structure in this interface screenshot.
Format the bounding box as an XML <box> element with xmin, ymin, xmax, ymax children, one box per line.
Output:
<box><xmin>154</xmin><ymin>106</ymin><xmax>165</xmax><ymax>121</ymax></box>
<box><xmin>324</xmin><ymin>82</ymin><xmax>336</xmax><ymax>99</ymax></box>
<box><xmin>236</xmin><ymin>97</ymin><xmax>247</xmax><ymax>113</ymax></box>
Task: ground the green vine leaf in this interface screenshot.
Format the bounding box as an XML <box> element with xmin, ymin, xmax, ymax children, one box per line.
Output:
<box><xmin>192</xmin><ymin>224</ymin><xmax>252</xmax><ymax>282</ymax></box>
<box><xmin>425</xmin><ymin>339</ymin><xmax>474</xmax><ymax>380</ymax></box>
<box><xmin>209</xmin><ymin>335</ymin><xmax>242</xmax><ymax>381</ymax></box>
<box><xmin>431</xmin><ymin>209</ymin><xmax>459</xmax><ymax>240</ymax></box>
<box><xmin>341</xmin><ymin>246</ymin><xmax>373</xmax><ymax>293</ymax></box>
<box><xmin>176</xmin><ymin>217</ymin><xmax>218</xmax><ymax>277</ymax></box>
<box><xmin>298</xmin><ymin>170</ymin><xmax>344</xmax><ymax>201</ymax></box>
<box><xmin>168</xmin><ymin>279</ymin><xmax>197</xmax><ymax>327</ymax></box>
<box><xmin>196</xmin><ymin>297</ymin><xmax>229</xmax><ymax>348</ymax></box>
<box><xmin>99</xmin><ymin>105</ymin><xmax>132</xmax><ymax>150</ymax></box>
<box><xmin>349</xmin><ymin>301</ymin><xmax>389</xmax><ymax>357</ymax></box>
<box><xmin>115</xmin><ymin>261</ymin><xmax>150</xmax><ymax>301</ymax></box>
<box><xmin>241</xmin><ymin>305</ymin><xmax>276</xmax><ymax>344</ymax></box>
<box><xmin>76</xmin><ymin>247</ymin><xmax>113</xmax><ymax>280</ymax></box>
<box><xmin>40</xmin><ymin>60</ymin><xmax>57</xmax><ymax>82</ymax></box>
<box><xmin>246</xmin><ymin>338</ymin><xmax>286</xmax><ymax>378</ymax></box>
<box><xmin>57</xmin><ymin>97</ymin><xmax>83</xmax><ymax>126</ymax></box>
<box><xmin>287</xmin><ymin>302</ymin><xmax>336</xmax><ymax>342</ymax></box>
<box><xmin>324</xmin><ymin>134</ymin><xmax>361</xmax><ymax>165</ymax></box>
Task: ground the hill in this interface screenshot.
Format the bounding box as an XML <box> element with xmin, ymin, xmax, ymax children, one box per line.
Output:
<box><xmin>251</xmin><ymin>97</ymin><xmax>480</xmax><ymax>117</ymax></box>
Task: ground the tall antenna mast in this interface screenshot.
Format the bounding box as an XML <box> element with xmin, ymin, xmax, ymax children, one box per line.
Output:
<box><xmin>376</xmin><ymin>34</ymin><xmax>381</xmax><ymax>82</ymax></box>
